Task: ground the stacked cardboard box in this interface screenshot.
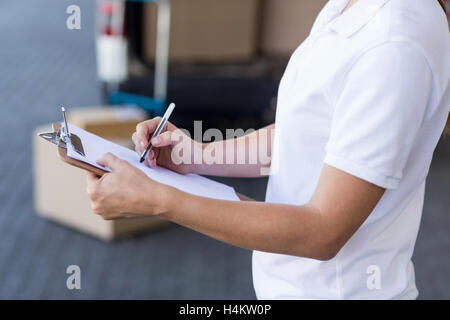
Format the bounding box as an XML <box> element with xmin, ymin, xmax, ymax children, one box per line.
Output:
<box><xmin>142</xmin><ymin>0</ymin><xmax>260</xmax><ymax>62</ymax></box>
<box><xmin>142</xmin><ymin>0</ymin><xmax>328</xmax><ymax>61</ymax></box>
<box><xmin>260</xmin><ymin>0</ymin><xmax>328</xmax><ymax>55</ymax></box>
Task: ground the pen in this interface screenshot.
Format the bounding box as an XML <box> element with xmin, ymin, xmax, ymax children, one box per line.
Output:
<box><xmin>139</xmin><ymin>102</ymin><xmax>176</xmax><ymax>163</ymax></box>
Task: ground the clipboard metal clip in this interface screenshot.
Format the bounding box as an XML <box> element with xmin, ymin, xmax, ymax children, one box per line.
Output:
<box><xmin>38</xmin><ymin>107</ymin><xmax>86</xmax><ymax>157</ymax></box>
<box><xmin>39</xmin><ymin>129</ymin><xmax>66</xmax><ymax>148</ymax></box>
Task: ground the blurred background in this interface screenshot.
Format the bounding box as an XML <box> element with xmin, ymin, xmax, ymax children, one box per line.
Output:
<box><xmin>0</xmin><ymin>0</ymin><xmax>449</xmax><ymax>299</ymax></box>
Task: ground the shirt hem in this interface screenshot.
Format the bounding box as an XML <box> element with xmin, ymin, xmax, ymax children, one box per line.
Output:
<box><xmin>324</xmin><ymin>152</ymin><xmax>400</xmax><ymax>189</ymax></box>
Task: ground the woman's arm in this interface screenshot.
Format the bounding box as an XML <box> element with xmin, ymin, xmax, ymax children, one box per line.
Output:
<box><xmin>86</xmin><ymin>155</ymin><xmax>385</xmax><ymax>261</ymax></box>
<box><xmin>162</xmin><ymin>164</ymin><xmax>384</xmax><ymax>260</ymax></box>
<box><xmin>133</xmin><ymin>119</ymin><xmax>274</xmax><ymax>178</ymax></box>
<box><xmin>192</xmin><ymin>123</ymin><xmax>275</xmax><ymax>177</ymax></box>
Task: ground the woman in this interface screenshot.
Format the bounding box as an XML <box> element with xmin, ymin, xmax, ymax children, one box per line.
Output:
<box><xmin>86</xmin><ymin>0</ymin><xmax>450</xmax><ymax>299</ymax></box>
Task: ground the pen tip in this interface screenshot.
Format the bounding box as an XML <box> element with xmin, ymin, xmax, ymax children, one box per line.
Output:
<box><xmin>139</xmin><ymin>157</ymin><xmax>145</xmax><ymax>163</ymax></box>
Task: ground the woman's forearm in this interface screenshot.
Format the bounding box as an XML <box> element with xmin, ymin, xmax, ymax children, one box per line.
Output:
<box><xmin>160</xmin><ymin>185</ymin><xmax>337</xmax><ymax>261</ymax></box>
<box><xmin>190</xmin><ymin>124</ymin><xmax>275</xmax><ymax>178</ymax></box>
<box><xmin>88</xmin><ymin>155</ymin><xmax>383</xmax><ymax>261</ymax></box>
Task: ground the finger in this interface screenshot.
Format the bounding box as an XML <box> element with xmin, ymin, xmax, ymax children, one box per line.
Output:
<box><xmin>148</xmin><ymin>149</ymin><xmax>155</xmax><ymax>160</ymax></box>
<box><xmin>148</xmin><ymin>149</ymin><xmax>159</xmax><ymax>167</ymax></box>
<box><xmin>97</xmin><ymin>152</ymin><xmax>120</xmax><ymax>170</ymax></box>
<box><xmin>143</xmin><ymin>146</ymin><xmax>160</xmax><ymax>167</ymax></box>
<box><xmin>132</xmin><ymin>132</ymin><xmax>141</xmax><ymax>153</ymax></box>
<box><xmin>152</xmin><ymin>148</ymin><xmax>160</xmax><ymax>161</ymax></box>
<box><xmin>154</xmin><ymin>147</ymin><xmax>160</xmax><ymax>158</ymax></box>
<box><xmin>136</xmin><ymin>144</ymin><xmax>145</xmax><ymax>156</ymax></box>
<box><xmin>134</xmin><ymin>140</ymin><xmax>144</xmax><ymax>155</ymax></box>
<box><xmin>136</xmin><ymin>118</ymin><xmax>163</xmax><ymax>148</ymax></box>
<box><xmin>86</xmin><ymin>172</ymin><xmax>100</xmax><ymax>198</ymax></box>
<box><xmin>151</xmin><ymin>131</ymin><xmax>173</xmax><ymax>147</ymax></box>
<box><xmin>133</xmin><ymin>132</ymin><xmax>147</xmax><ymax>155</ymax></box>
<box><xmin>86</xmin><ymin>171</ymin><xmax>100</xmax><ymax>184</ymax></box>
<box><xmin>144</xmin><ymin>156</ymin><xmax>156</xmax><ymax>168</ymax></box>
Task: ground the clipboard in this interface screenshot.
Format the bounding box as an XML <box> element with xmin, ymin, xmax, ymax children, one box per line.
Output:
<box><xmin>39</xmin><ymin>123</ymin><xmax>254</xmax><ymax>201</ymax></box>
<box><xmin>39</xmin><ymin>122</ymin><xmax>108</xmax><ymax>177</ymax></box>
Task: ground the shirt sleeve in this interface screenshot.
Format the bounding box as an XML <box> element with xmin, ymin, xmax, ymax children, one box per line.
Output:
<box><xmin>324</xmin><ymin>41</ymin><xmax>433</xmax><ymax>189</ymax></box>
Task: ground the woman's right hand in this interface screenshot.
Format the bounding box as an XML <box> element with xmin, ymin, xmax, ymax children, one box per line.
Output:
<box><xmin>132</xmin><ymin>118</ymin><xmax>201</xmax><ymax>175</ymax></box>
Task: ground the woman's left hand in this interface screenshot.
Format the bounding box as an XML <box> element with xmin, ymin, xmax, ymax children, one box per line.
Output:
<box><xmin>85</xmin><ymin>152</ymin><xmax>169</xmax><ymax>220</ymax></box>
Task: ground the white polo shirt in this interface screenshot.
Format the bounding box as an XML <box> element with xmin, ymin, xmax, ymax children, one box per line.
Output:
<box><xmin>253</xmin><ymin>0</ymin><xmax>450</xmax><ymax>299</ymax></box>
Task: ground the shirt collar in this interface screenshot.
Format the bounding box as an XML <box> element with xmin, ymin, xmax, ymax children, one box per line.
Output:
<box><xmin>328</xmin><ymin>0</ymin><xmax>391</xmax><ymax>38</ymax></box>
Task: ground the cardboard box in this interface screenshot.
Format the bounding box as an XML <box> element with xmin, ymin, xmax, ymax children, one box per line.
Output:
<box><xmin>68</xmin><ymin>106</ymin><xmax>147</xmax><ymax>140</ymax></box>
<box><xmin>143</xmin><ymin>0</ymin><xmax>260</xmax><ymax>62</ymax></box>
<box><xmin>33</xmin><ymin>107</ymin><xmax>169</xmax><ymax>241</ymax></box>
<box><xmin>260</xmin><ymin>0</ymin><xmax>327</xmax><ymax>55</ymax></box>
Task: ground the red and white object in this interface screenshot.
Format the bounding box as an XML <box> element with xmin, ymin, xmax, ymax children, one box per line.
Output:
<box><xmin>96</xmin><ymin>0</ymin><xmax>128</xmax><ymax>83</ymax></box>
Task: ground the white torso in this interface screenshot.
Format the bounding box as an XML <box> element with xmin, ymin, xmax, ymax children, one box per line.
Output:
<box><xmin>253</xmin><ymin>0</ymin><xmax>450</xmax><ymax>299</ymax></box>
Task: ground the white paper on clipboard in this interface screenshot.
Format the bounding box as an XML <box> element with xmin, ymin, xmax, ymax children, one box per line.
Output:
<box><xmin>66</xmin><ymin>124</ymin><xmax>240</xmax><ymax>202</ymax></box>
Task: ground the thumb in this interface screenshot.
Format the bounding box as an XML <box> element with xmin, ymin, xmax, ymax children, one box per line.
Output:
<box><xmin>97</xmin><ymin>152</ymin><xmax>120</xmax><ymax>170</ymax></box>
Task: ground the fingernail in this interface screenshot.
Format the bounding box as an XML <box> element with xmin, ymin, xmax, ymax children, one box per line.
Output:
<box><xmin>152</xmin><ymin>137</ymin><xmax>160</xmax><ymax>145</ymax></box>
<box><xmin>140</xmin><ymin>141</ymin><xmax>146</xmax><ymax>148</ymax></box>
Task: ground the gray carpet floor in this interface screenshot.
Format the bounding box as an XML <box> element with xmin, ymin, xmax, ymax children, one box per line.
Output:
<box><xmin>0</xmin><ymin>0</ymin><xmax>448</xmax><ymax>299</ymax></box>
